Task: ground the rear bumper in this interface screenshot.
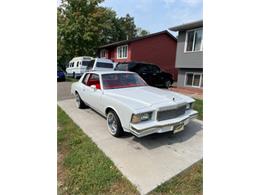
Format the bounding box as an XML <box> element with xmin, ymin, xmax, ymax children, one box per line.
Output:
<box><xmin>128</xmin><ymin>109</ymin><xmax>198</xmax><ymax>137</ymax></box>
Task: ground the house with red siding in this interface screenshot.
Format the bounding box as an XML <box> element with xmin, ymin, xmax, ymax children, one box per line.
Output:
<box><xmin>98</xmin><ymin>30</ymin><xmax>178</xmax><ymax>80</ymax></box>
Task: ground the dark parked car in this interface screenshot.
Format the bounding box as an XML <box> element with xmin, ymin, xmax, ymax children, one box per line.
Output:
<box><xmin>114</xmin><ymin>62</ymin><xmax>173</xmax><ymax>88</ymax></box>
<box><xmin>57</xmin><ymin>67</ymin><xmax>66</xmax><ymax>81</ymax></box>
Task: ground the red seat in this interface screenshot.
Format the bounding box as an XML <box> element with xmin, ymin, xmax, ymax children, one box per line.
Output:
<box><xmin>88</xmin><ymin>80</ymin><xmax>101</xmax><ymax>89</ymax></box>
<box><xmin>95</xmin><ymin>83</ymin><xmax>101</xmax><ymax>89</ymax></box>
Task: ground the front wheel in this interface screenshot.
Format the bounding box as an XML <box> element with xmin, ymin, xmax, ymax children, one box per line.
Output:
<box><xmin>107</xmin><ymin>111</ymin><xmax>124</xmax><ymax>137</ymax></box>
<box><xmin>75</xmin><ymin>92</ymin><xmax>85</xmax><ymax>109</ymax></box>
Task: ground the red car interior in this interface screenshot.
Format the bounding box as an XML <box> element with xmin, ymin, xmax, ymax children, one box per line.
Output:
<box><xmin>87</xmin><ymin>79</ymin><xmax>101</xmax><ymax>89</ymax></box>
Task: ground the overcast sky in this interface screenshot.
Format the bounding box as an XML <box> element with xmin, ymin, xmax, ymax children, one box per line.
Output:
<box><xmin>57</xmin><ymin>0</ymin><xmax>203</xmax><ymax>34</ymax></box>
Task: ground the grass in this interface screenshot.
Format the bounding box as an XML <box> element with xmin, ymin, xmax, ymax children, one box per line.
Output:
<box><xmin>57</xmin><ymin>98</ymin><xmax>203</xmax><ymax>195</ymax></box>
<box><xmin>193</xmin><ymin>99</ymin><xmax>203</xmax><ymax>120</ymax></box>
<box><xmin>149</xmin><ymin>160</ymin><xmax>203</xmax><ymax>195</ymax></box>
<box><xmin>57</xmin><ymin>106</ymin><xmax>138</xmax><ymax>195</ymax></box>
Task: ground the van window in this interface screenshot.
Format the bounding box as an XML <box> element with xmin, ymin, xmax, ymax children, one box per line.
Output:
<box><xmin>76</xmin><ymin>62</ymin><xmax>79</xmax><ymax>67</ymax></box>
<box><xmin>82</xmin><ymin>61</ymin><xmax>93</xmax><ymax>67</ymax></box>
<box><xmin>96</xmin><ymin>62</ymin><xmax>113</xmax><ymax>68</ymax></box>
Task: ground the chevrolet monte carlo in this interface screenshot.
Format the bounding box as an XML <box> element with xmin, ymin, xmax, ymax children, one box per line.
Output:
<box><xmin>71</xmin><ymin>71</ymin><xmax>198</xmax><ymax>137</ymax></box>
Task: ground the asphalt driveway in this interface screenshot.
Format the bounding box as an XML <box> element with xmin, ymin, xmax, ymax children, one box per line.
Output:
<box><xmin>57</xmin><ymin>81</ymin><xmax>74</xmax><ymax>101</ymax></box>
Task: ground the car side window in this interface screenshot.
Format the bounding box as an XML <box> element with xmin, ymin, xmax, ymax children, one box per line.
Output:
<box><xmin>76</xmin><ymin>61</ymin><xmax>79</xmax><ymax>67</ymax></box>
<box><xmin>146</xmin><ymin>65</ymin><xmax>157</xmax><ymax>73</ymax></box>
<box><xmin>85</xmin><ymin>74</ymin><xmax>101</xmax><ymax>90</ymax></box>
<box><xmin>115</xmin><ymin>63</ymin><xmax>128</xmax><ymax>71</ymax></box>
<box><xmin>152</xmin><ymin>65</ymin><xmax>161</xmax><ymax>73</ymax></box>
<box><xmin>136</xmin><ymin>65</ymin><xmax>148</xmax><ymax>73</ymax></box>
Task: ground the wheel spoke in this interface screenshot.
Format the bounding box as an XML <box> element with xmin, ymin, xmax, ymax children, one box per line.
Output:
<box><xmin>107</xmin><ymin>113</ymin><xmax>117</xmax><ymax>134</ymax></box>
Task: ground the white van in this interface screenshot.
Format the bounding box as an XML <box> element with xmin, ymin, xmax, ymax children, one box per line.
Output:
<box><xmin>66</xmin><ymin>56</ymin><xmax>93</xmax><ymax>78</ymax></box>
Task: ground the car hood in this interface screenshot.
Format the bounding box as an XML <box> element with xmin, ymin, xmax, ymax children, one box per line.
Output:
<box><xmin>104</xmin><ymin>86</ymin><xmax>194</xmax><ymax>110</ymax></box>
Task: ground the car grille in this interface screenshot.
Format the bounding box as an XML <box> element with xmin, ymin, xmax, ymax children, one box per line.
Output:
<box><xmin>157</xmin><ymin>105</ymin><xmax>186</xmax><ymax>121</ymax></box>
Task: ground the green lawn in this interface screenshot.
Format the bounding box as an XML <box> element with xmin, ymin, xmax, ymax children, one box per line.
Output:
<box><xmin>149</xmin><ymin>160</ymin><xmax>203</xmax><ymax>195</ymax></box>
<box><xmin>57</xmin><ymin>98</ymin><xmax>203</xmax><ymax>194</ymax></box>
<box><xmin>57</xmin><ymin>106</ymin><xmax>138</xmax><ymax>194</ymax></box>
<box><xmin>193</xmin><ymin>99</ymin><xmax>203</xmax><ymax>120</ymax></box>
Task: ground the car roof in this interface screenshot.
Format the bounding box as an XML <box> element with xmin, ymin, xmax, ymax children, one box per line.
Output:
<box><xmin>85</xmin><ymin>70</ymin><xmax>135</xmax><ymax>75</ymax></box>
<box><xmin>95</xmin><ymin>58</ymin><xmax>113</xmax><ymax>63</ymax></box>
<box><xmin>117</xmin><ymin>61</ymin><xmax>157</xmax><ymax>66</ymax></box>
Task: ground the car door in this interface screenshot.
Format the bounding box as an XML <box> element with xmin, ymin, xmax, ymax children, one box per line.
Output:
<box><xmin>149</xmin><ymin>65</ymin><xmax>163</xmax><ymax>86</ymax></box>
<box><xmin>135</xmin><ymin>64</ymin><xmax>152</xmax><ymax>85</ymax></box>
<box><xmin>81</xmin><ymin>73</ymin><xmax>103</xmax><ymax>112</ymax></box>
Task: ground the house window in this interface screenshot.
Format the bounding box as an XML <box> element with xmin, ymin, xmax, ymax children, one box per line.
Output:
<box><xmin>185</xmin><ymin>72</ymin><xmax>203</xmax><ymax>88</ymax></box>
<box><xmin>100</xmin><ymin>49</ymin><xmax>107</xmax><ymax>58</ymax></box>
<box><xmin>117</xmin><ymin>45</ymin><xmax>128</xmax><ymax>59</ymax></box>
<box><xmin>185</xmin><ymin>28</ymin><xmax>203</xmax><ymax>52</ymax></box>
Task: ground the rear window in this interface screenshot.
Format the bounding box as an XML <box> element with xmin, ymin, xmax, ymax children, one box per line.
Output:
<box><xmin>96</xmin><ymin>62</ymin><xmax>113</xmax><ymax>68</ymax></box>
<box><xmin>115</xmin><ymin>63</ymin><xmax>128</xmax><ymax>71</ymax></box>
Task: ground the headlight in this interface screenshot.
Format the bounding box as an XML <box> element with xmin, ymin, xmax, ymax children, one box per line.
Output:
<box><xmin>186</xmin><ymin>103</ymin><xmax>193</xmax><ymax>110</ymax></box>
<box><xmin>131</xmin><ymin>112</ymin><xmax>152</xmax><ymax>124</ymax></box>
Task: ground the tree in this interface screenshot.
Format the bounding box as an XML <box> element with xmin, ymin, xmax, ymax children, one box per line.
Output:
<box><xmin>57</xmin><ymin>0</ymin><xmax>106</xmax><ymax>65</ymax></box>
<box><xmin>136</xmin><ymin>27</ymin><xmax>150</xmax><ymax>37</ymax></box>
<box><xmin>57</xmin><ymin>0</ymin><xmax>149</xmax><ymax>65</ymax></box>
<box><xmin>117</xmin><ymin>14</ymin><xmax>137</xmax><ymax>40</ymax></box>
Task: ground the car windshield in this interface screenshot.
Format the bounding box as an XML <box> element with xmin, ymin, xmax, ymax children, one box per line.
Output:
<box><xmin>102</xmin><ymin>73</ymin><xmax>147</xmax><ymax>89</ymax></box>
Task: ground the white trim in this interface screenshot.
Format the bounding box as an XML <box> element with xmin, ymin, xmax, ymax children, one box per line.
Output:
<box><xmin>184</xmin><ymin>72</ymin><xmax>203</xmax><ymax>88</ymax></box>
<box><xmin>184</xmin><ymin>28</ymin><xmax>203</xmax><ymax>53</ymax></box>
<box><xmin>116</xmin><ymin>45</ymin><xmax>128</xmax><ymax>59</ymax></box>
<box><xmin>100</xmin><ymin>49</ymin><xmax>107</xmax><ymax>58</ymax></box>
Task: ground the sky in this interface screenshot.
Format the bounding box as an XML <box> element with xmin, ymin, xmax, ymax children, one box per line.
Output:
<box><xmin>100</xmin><ymin>0</ymin><xmax>203</xmax><ymax>34</ymax></box>
<box><xmin>57</xmin><ymin>0</ymin><xmax>203</xmax><ymax>34</ymax></box>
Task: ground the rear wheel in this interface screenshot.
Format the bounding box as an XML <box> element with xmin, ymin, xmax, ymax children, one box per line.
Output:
<box><xmin>107</xmin><ymin>110</ymin><xmax>123</xmax><ymax>137</ymax></box>
<box><xmin>75</xmin><ymin>92</ymin><xmax>85</xmax><ymax>109</ymax></box>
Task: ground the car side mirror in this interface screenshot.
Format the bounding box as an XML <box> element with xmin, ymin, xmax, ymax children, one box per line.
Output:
<box><xmin>90</xmin><ymin>85</ymin><xmax>97</xmax><ymax>91</ymax></box>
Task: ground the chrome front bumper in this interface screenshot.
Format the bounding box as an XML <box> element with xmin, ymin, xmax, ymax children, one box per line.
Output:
<box><xmin>129</xmin><ymin>109</ymin><xmax>198</xmax><ymax>137</ymax></box>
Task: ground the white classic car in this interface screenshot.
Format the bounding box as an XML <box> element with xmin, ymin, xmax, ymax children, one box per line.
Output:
<box><xmin>71</xmin><ymin>71</ymin><xmax>198</xmax><ymax>137</ymax></box>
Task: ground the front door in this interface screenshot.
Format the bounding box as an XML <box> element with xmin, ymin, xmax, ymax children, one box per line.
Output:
<box><xmin>82</xmin><ymin>73</ymin><xmax>103</xmax><ymax>112</ymax></box>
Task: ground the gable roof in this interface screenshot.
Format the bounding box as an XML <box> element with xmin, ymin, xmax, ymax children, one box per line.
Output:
<box><xmin>99</xmin><ymin>30</ymin><xmax>176</xmax><ymax>49</ymax></box>
<box><xmin>169</xmin><ymin>20</ymin><xmax>203</xmax><ymax>31</ymax></box>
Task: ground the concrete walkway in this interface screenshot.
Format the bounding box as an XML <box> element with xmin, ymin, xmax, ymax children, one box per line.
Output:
<box><xmin>58</xmin><ymin>99</ymin><xmax>203</xmax><ymax>195</ymax></box>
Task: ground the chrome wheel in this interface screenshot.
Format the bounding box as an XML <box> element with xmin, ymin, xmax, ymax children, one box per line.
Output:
<box><xmin>107</xmin><ymin>112</ymin><xmax>118</xmax><ymax>135</ymax></box>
